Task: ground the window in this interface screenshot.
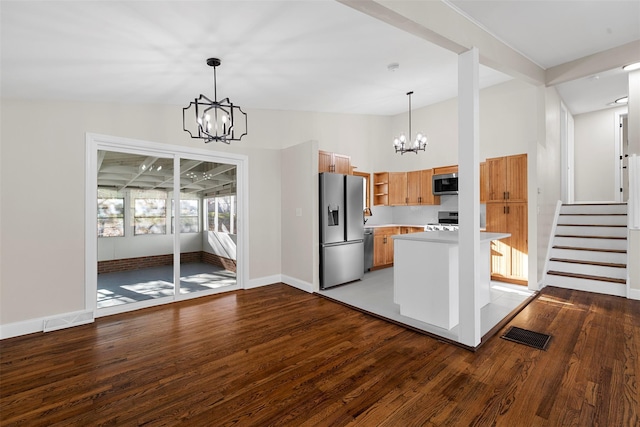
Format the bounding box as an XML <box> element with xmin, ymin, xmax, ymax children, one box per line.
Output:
<box><xmin>172</xmin><ymin>199</ymin><xmax>199</xmax><ymax>233</ymax></box>
<box><xmin>134</xmin><ymin>198</ymin><xmax>166</xmax><ymax>235</ymax></box>
<box><xmin>97</xmin><ymin>198</ymin><xmax>124</xmax><ymax>237</ymax></box>
<box><xmin>206</xmin><ymin>195</ymin><xmax>236</xmax><ymax>234</ymax></box>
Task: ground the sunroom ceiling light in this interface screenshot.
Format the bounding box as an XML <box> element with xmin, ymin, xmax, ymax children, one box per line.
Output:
<box><xmin>393</xmin><ymin>91</ymin><xmax>427</xmax><ymax>155</ymax></box>
<box><xmin>182</xmin><ymin>58</ymin><xmax>248</xmax><ymax>144</ymax></box>
<box><xmin>622</xmin><ymin>62</ymin><xmax>640</xmax><ymax>72</ymax></box>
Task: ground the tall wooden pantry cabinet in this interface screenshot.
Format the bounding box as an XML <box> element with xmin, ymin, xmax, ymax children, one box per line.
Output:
<box><xmin>485</xmin><ymin>153</ymin><xmax>528</xmax><ymax>285</ymax></box>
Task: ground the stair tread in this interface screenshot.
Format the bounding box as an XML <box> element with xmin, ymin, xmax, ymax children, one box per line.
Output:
<box><xmin>560</xmin><ymin>213</ymin><xmax>627</xmax><ymax>216</ymax></box>
<box><xmin>562</xmin><ymin>203</ymin><xmax>627</xmax><ymax>206</ymax></box>
<box><xmin>553</xmin><ymin>245</ymin><xmax>626</xmax><ymax>254</ymax></box>
<box><xmin>555</xmin><ymin>234</ymin><xmax>627</xmax><ymax>240</ymax></box>
<box><xmin>549</xmin><ymin>258</ymin><xmax>626</xmax><ymax>269</ymax></box>
<box><xmin>547</xmin><ymin>270</ymin><xmax>627</xmax><ymax>284</ymax></box>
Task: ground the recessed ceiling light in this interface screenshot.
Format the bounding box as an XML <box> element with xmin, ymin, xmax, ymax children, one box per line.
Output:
<box><xmin>622</xmin><ymin>62</ymin><xmax>640</xmax><ymax>72</ymax></box>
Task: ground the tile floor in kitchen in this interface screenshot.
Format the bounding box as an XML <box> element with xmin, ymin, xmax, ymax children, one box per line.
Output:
<box><xmin>319</xmin><ymin>267</ymin><xmax>535</xmax><ymax>342</ymax></box>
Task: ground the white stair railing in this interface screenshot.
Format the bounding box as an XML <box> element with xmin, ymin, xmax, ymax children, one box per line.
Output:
<box><xmin>542</xmin><ymin>200</ymin><xmax>563</xmax><ymax>288</ymax></box>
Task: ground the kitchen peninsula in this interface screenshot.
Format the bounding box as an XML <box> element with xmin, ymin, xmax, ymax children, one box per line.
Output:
<box><xmin>392</xmin><ymin>231</ymin><xmax>510</xmax><ymax>330</ymax></box>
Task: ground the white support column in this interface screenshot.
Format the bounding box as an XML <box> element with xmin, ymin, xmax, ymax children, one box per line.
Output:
<box><xmin>458</xmin><ymin>47</ymin><xmax>481</xmax><ymax>347</ymax></box>
<box><xmin>629</xmin><ymin>70</ymin><xmax>640</xmax><ymax>156</ymax></box>
<box><xmin>628</xmin><ymin>70</ymin><xmax>640</xmax><ymax>297</ymax></box>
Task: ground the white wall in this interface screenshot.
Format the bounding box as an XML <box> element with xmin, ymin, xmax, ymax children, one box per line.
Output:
<box><xmin>0</xmin><ymin>99</ymin><xmax>390</xmax><ymax>329</ymax></box>
<box><xmin>574</xmin><ymin>107</ymin><xmax>626</xmax><ymax>202</ymax></box>
<box><xmin>281</xmin><ymin>141</ymin><xmax>317</xmax><ymax>291</ymax></box>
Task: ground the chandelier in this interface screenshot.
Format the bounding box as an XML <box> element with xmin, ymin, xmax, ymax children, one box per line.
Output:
<box><xmin>393</xmin><ymin>91</ymin><xmax>427</xmax><ymax>154</ymax></box>
<box><xmin>182</xmin><ymin>58</ymin><xmax>247</xmax><ymax>144</ymax></box>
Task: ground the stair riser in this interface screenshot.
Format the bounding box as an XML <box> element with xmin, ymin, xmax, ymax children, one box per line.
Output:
<box><xmin>547</xmin><ymin>261</ymin><xmax>627</xmax><ymax>280</ymax></box>
<box><xmin>553</xmin><ymin>237</ymin><xmax>627</xmax><ymax>251</ymax></box>
<box><xmin>550</xmin><ymin>248</ymin><xmax>627</xmax><ymax>264</ymax></box>
<box><xmin>555</xmin><ymin>225</ymin><xmax>627</xmax><ymax>238</ymax></box>
<box><xmin>545</xmin><ymin>276</ymin><xmax>627</xmax><ymax>297</ymax></box>
<box><xmin>558</xmin><ymin>215</ymin><xmax>628</xmax><ymax>226</ymax></box>
<box><xmin>560</xmin><ymin>205</ymin><xmax>627</xmax><ymax>215</ymax></box>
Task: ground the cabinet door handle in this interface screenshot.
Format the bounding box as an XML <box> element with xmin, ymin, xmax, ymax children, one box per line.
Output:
<box><xmin>503</xmin><ymin>206</ymin><xmax>506</xmax><ymax>214</ymax></box>
<box><xmin>384</xmin><ymin>236</ymin><xmax>387</xmax><ymax>244</ymax></box>
<box><xmin>406</xmin><ymin>197</ymin><xmax>408</xmax><ymax>204</ymax></box>
<box><xmin>507</xmin><ymin>206</ymin><xmax>510</xmax><ymax>214</ymax></box>
<box><xmin>507</xmin><ymin>191</ymin><xmax>510</xmax><ymax>200</ymax></box>
<box><xmin>503</xmin><ymin>191</ymin><xmax>507</xmax><ymax>200</ymax></box>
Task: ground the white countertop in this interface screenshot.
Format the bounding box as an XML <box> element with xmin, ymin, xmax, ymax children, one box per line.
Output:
<box><xmin>365</xmin><ymin>224</ymin><xmax>425</xmax><ymax>229</ymax></box>
<box><xmin>391</xmin><ymin>230</ymin><xmax>510</xmax><ymax>244</ymax></box>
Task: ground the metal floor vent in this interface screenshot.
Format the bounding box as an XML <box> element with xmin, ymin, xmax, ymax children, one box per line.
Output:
<box><xmin>501</xmin><ymin>326</ymin><xmax>552</xmax><ymax>350</ymax></box>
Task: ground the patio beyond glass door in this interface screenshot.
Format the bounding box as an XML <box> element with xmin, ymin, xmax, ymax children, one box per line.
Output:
<box><xmin>178</xmin><ymin>159</ymin><xmax>237</xmax><ymax>295</ymax></box>
<box><xmin>96</xmin><ymin>150</ymin><xmax>175</xmax><ymax>308</ymax></box>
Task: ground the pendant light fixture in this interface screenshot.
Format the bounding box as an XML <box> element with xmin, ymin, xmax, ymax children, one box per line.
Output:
<box><xmin>182</xmin><ymin>58</ymin><xmax>247</xmax><ymax>144</ymax></box>
<box><xmin>393</xmin><ymin>91</ymin><xmax>427</xmax><ymax>154</ymax></box>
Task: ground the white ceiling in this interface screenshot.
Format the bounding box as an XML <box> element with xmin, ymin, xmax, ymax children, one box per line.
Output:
<box><xmin>1</xmin><ymin>0</ymin><xmax>639</xmax><ymax>116</ymax></box>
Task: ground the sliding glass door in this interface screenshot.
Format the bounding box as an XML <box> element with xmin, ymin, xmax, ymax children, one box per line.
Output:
<box><xmin>87</xmin><ymin>135</ymin><xmax>244</xmax><ymax>316</ymax></box>
<box><xmin>96</xmin><ymin>150</ymin><xmax>176</xmax><ymax>309</ymax></box>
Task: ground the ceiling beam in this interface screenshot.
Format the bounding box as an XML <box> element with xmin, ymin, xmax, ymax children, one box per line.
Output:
<box><xmin>336</xmin><ymin>0</ymin><xmax>546</xmax><ymax>86</ymax></box>
<box><xmin>546</xmin><ymin>40</ymin><xmax>640</xmax><ymax>86</ymax></box>
<box><xmin>118</xmin><ymin>156</ymin><xmax>158</xmax><ymax>191</ymax></box>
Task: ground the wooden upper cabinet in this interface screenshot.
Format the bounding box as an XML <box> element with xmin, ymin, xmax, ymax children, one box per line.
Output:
<box><xmin>318</xmin><ymin>150</ymin><xmax>333</xmax><ymax>173</ymax></box>
<box><xmin>389</xmin><ymin>172</ymin><xmax>408</xmax><ymax>206</ymax></box>
<box><xmin>433</xmin><ymin>164</ymin><xmax>458</xmax><ymax>175</ymax></box>
<box><xmin>333</xmin><ymin>153</ymin><xmax>352</xmax><ymax>175</ymax></box>
<box><xmin>505</xmin><ymin>154</ymin><xmax>527</xmax><ymax>202</ymax></box>
<box><xmin>487</xmin><ymin>154</ymin><xmax>527</xmax><ymax>202</ymax></box>
<box><xmin>376</xmin><ymin>169</ymin><xmax>440</xmax><ymax>206</ymax></box>
<box><xmin>318</xmin><ymin>150</ymin><xmax>351</xmax><ymax>174</ymax></box>
<box><xmin>406</xmin><ymin>171</ymin><xmax>421</xmax><ymax>205</ymax></box>
<box><xmin>480</xmin><ymin>162</ymin><xmax>488</xmax><ymax>204</ymax></box>
<box><xmin>407</xmin><ymin>170</ymin><xmax>437</xmax><ymax>205</ymax></box>
<box><xmin>487</xmin><ymin>157</ymin><xmax>507</xmax><ymax>202</ymax></box>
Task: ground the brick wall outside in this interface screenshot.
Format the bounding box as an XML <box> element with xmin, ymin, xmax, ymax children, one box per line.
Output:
<box><xmin>98</xmin><ymin>252</ymin><xmax>236</xmax><ymax>274</ymax></box>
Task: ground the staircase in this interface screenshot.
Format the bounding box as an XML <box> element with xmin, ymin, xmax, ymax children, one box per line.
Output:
<box><xmin>544</xmin><ymin>203</ymin><xmax>628</xmax><ymax>297</ymax></box>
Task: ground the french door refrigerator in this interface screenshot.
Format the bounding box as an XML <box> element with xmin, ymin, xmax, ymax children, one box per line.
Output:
<box><xmin>319</xmin><ymin>173</ymin><xmax>364</xmax><ymax>289</ymax></box>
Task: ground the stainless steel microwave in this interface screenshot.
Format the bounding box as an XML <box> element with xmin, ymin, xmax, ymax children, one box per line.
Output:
<box><xmin>432</xmin><ymin>173</ymin><xmax>458</xmax><ymax>195</ymax></box>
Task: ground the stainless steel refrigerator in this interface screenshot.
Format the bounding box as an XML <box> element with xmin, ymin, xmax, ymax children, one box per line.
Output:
<box><xmin>319</xmin><ymin>172</ymin><xmax>364</xmax><ymax>289</ymax></box>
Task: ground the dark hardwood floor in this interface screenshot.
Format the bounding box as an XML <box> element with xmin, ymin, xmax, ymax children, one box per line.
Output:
<box><xmin>1</xmin><ymin>284</ymin><xmax>639</xmax><ymax>426</ymax></box>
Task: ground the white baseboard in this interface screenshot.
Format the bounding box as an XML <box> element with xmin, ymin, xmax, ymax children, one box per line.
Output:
<box><xmin>1</xmin><ymin>309</ymin><xmax>95</xmax><ymax>340</ymax></box>
<box><xmin>628</xmin><ymin>287</ymin><xmax>640</xmax><ymax>301</ymax></box>
<box><xmin>245</xmin><ymin>274</ymin><xmax>282</xmax><ymax>289</ymax></box>
<box><xmin>245</xmin><ymin>274</ymin><xmax>315</xmax><ymax>293</ymax></box>
<box><xmin>0</xmin><ymin>317</ymin><xmax>45</xmax><ymax>340</ymax></box>
<box><xmin>281</xmin><ymin>275</ymin><xmax>314</xmax><ymax>293</ymax></box>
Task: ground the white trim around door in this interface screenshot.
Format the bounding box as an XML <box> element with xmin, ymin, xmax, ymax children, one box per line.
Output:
<box><xmin>85</xmin><ymin>132</ymin><xmax>250</xmax><ymax>317</ymax></box>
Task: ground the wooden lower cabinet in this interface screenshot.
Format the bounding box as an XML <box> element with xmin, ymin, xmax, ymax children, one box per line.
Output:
<box><xmin>401</xmin><ymin>226</ymin><xmax>425</xmax><ymax>234</ymax></box>
<box><xmin>486</xmin><ymin>202</ymin><xmax>528</xmax><ymax>284</ymax></box>
<box><xmin>373</xmin><ymin>227</ymin><xmax>399</xmax><ymax>268</ymax></box>
<box><xmin>373</xmin><ymin>226</ymin><xmax>424</xmax><ymax>269</ymax></box>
